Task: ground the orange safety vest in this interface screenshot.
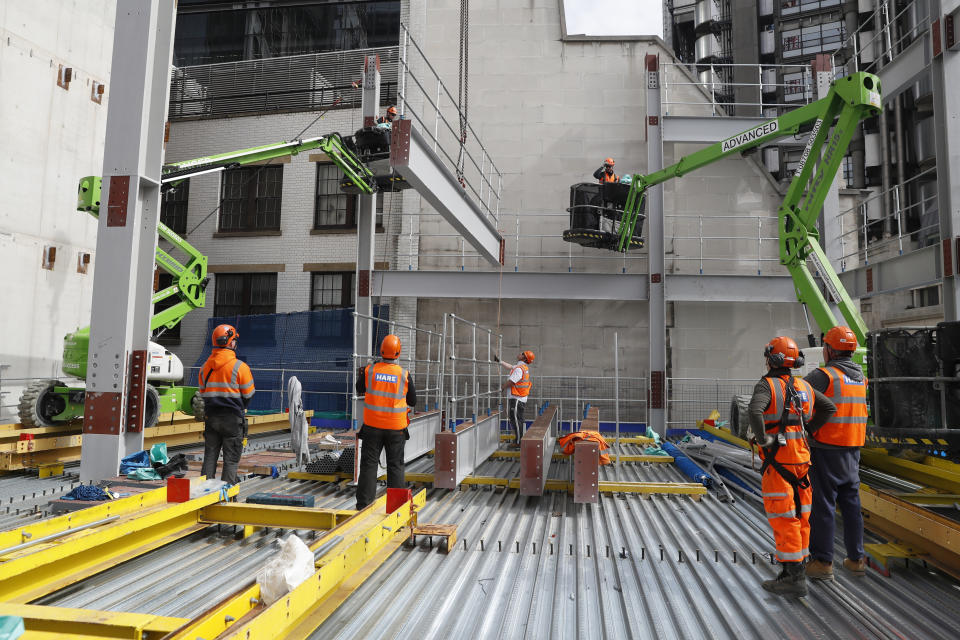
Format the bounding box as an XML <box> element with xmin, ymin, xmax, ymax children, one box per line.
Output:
<box><xmin>598</xmin><ymin>171</ymin><xmax>619</xmax><ymax>183</ymax></box>
<box><xmin>558</xmin><ymin>430</ymin><xmax>611</xmax><ymax>465</ymax></box>
<box><xmin>813</xmin><ymin>366</ymin><xmax>867</xmax><ymax>447</ymax></box>
<box><xmin>363</xmin><ymin>362</ymin><xmax>410</xmax><ymax>430</ymax></box>
<box><xmin>510</xmin><ymin>362</ymin><xmax>531</xmax><ymax>398</ymax></box>
<box><xmin>760</xmin><ymin>375</ymin><xmax>813</xmax><ymax>465</ymax></box>
<box><xmin>199</xmin><ymin>348</ymin><xmax>255</xmax><ymax>417</ymax></box>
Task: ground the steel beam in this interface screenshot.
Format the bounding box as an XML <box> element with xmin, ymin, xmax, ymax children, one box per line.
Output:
<box><xmin>0</xmin><ymin>603</ymin><xmax>186</xmax><ymax>639</ymax></box>
<box><xmin>390</xmin><ymin>120</ymin><xmax>502</xmax><ymax>264</ymax></box>
<box><xmin>199</xmin><ymin>503</ymin><xmax>355</xmax><ymax>529</ymax></box>
<box><xmin>80</xmin><ymin>0</ymin><xmax>178</xmax><ymax>483</ymax></box>
<box><xmin>646</xmin><ymin>54</ymin><xmax>667</xmax><ymax>435</ymax></box>
<box><xmin>372</xmin><ymin>270</ymin><xmax>798</xmax><ymax>302</ymax></box>
<box><xmin>404</xmin><ymin>410</ymin><xmax>442</xmax><ymax>464</ymax></box>
<box><xmin>519</xmin><ymin>406</ymin><xmax>558</xmax><ymax>496</ymax></box>
<box><xmin>663</xmin><ymin>116</ymin><xmax>768</xmax><ymax>144</ymax></box>
<box><xmin>573</xmin><ymin>441</ymin><xmax>599</xmax><ymax>504</ymax></box>
<box><xmin>433</xmin><ymin>412</ymin><xmax>500</xmax><ymax>489</ymax></box>
<box><xmin>837</xmin><ymin>244</ymin><xmax>941</xmax><ymax>299</ymax></box>
<box><xmin>933</xmin><ymin>7</ymin><xmax>960</xmax><ymax>321</ymax></box>
<box><xmin>877</xmin><ymin>30</ymin><xmax>931</xmax><ymax>101</ymax></box>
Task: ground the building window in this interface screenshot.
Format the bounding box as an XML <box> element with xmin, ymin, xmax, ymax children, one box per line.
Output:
<box><xmin>219</xmin><ymin>166</ymin><xmax>283</xmax><ymax>232</ymax></box>
<box><xmin>153</xmin><ymin>273</ymin><xmax>182</xmax><ymax>343</ymax></box>
<box><xmin>311</xmin><ymin>272</ymin><xmax>353</xmax><ymax>309</ymax></box>
<box><xmin>214</xmin><ymin>273</ymin><xmax>278</xmax><ymax>316</ymax></box>
<box><xmin>160</xmin><ymin>180</ymin><xmax>190</xmax><ymax>234</ymax></box>
<box><xmin>910</xmin><ymin>285</ymin><xmax>941</xmax><ymax>309</ymax></box>
<box><xmin>313</xmin><ymin>163</ymin><xmax>384</xmax><ymax>229</ymax></box>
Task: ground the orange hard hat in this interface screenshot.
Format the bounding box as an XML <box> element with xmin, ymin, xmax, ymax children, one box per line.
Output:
<box><xmin>604</xmin><ymin>157</ymin><xmax>615</xmax><ymax>166</ymax></box>
<box><xmin>824</xmin><ymin>325</ymin><xmax>857</xmax><ymax>351</ymax></box>
<box><xmin>521</xmin><ymin>350</ymin><xmax>535</xmax><ymax>364</ymax></box>
<box><xmin>381</xmin><ymin>334</ymin><xmax>402</xmax><ymax>359</ymax></box>
<box><xmin>212</xmin><ymin>324</ymin><xmax>238</xmax><ymax>348</ymax></box>
<box><xmin>764</xmin><ymin>336</ymin><xmax>804</xmax><ymax>368</ymax></box>
<box><xmin>387</xmin><ymin>106</ymin><xmax>398</xmax><ymax>115</ymax></box>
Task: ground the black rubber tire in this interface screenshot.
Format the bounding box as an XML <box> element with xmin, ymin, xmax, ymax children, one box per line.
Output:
<box><xmin>190</xmin><ymin>392</ymin><xmax>206</xmax><ymax>422</ymax></box>
<box><xmin>144</xmin><ymin>385</ymin><xmax>161</xmax><ymax>429</ymax></box>
<box><xmin>18</xmin><ymin>379</ymin><xmax>67</xmax><ymax>427</ymax></box>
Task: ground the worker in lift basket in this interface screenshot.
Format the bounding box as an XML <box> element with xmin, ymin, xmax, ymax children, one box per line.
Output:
<box><xmin>355</xmin><ymin>334</ymin><xmax>418</xmax><ymax>510</ymax></box>
<box><xmin>376</xmin><ymin>105</ymin><xmax>398</xmax><ymax>125</ymax></box>
<box><xmin>495</xmin><ymin>350</ymin><xmax>535</xmax><ymax>446</ymax></box>
<box><xmin>593</xmin><ymin>157</ymin><xmax>619</xmax><ymax>183</ymax></box>
<box><xmin>198</xmin><ymin>324</ymin><xmax>255</xmax><ymax>485</ymax></box>
<box><xmin>804</xmin><ymin>326</ymin><xmax>868</xmax><ymax>581</ymax></box>
<box><xmin>748</xmin><ymin>336</ymin><xmax>835</xmax><ymax>597</ymax></box>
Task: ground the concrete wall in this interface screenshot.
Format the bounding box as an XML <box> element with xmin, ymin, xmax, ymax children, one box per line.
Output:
<box><xmin>0</xmin><ymin>1</ymin><xmax>115</xmax><ymax>420</ymax></box>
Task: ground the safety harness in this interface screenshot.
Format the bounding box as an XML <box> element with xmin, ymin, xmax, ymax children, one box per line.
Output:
<box><xmin>760</xmin><ymin>375</ymin><xmax>811</xmax><ymax>518</ymax></box>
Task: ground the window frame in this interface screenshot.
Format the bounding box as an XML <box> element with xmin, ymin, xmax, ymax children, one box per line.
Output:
<box><xmin>310</xmin><ymin>271</ymin><xmax>354</xmax><ymax>310</ymax></box>
<box><xmin>160</xmin><ymin>179</ymin><xmax>190</xmax><ymax>235</ymax></box>
<box><xmin>313</xmin><ymin>162</ymin><xmax>385</xmax><ymax>230</ymax></box>
<box><xmin>218</xmin><ymin>165</ymin><xmax>283</xmax><ymax>233</ymax></box>
<box><xmin>213</xmin><ymin>272</ymin><xmax>279</xmax><ymax>317</ymax></box>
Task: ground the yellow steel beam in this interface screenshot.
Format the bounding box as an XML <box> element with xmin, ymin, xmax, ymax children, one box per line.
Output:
<box><xmin>861</xmin><ymin>449</ymin><xmax>960</xmax><ymax>493</ymax></box>
<box><xmin>0</xmin><ymin>486</ymin><xmax>167</xmax><ymax>550</ymax></box>
<box><xmin>199</xmin><ymin>503</ymin><xmax>356</xmax><ymax>529</ymax></box>
<box><xmin>895</xmin><ymin>493</ymin><xmax>960</xmax><ymax>506</ymax></box>
<box><xmin>860</xmin><ymin>484</ymin><xmax>960</xmax><ymax>580</ymax></box>
<box><xmin>615</xmin><ymin>436</ymin><xmax>657</xmax><ymax>445</ymax></box>
<box><xmin>287</xmin><ymin>471</ymin><xmax>351</xmax><ymax>483</ymax></box>
<box><xmin>698</xmin><ymin>424</ymin><xmax>751</xmax><ymax>449</ymax></box>
<box><xmin>0</xmin><ymin>603</ymin><xmax>186</xmax><ymax>640</ymax></box>
<box><xmin>0</xmin><ymin>485</ymin><xmax>239</xmax><ymax>602</ymax></box>
<box><xmin>609</xmin><ymin>455</ymin><xmax>675</xmax><ymax>463</ymax></box>
<box><xmin>168</xmin><ymin>489</ymin><xmax>427</xmax><ymax>640</ymax></box>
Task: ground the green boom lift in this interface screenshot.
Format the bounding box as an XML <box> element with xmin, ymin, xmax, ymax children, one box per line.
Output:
<box><xmin>18</xmin><ymin>134</ymin><xmax>375</xmax><ymax>428</ymax></box>
<box><xmin>569</xmin><ymin>72</ymin><xmax>882</xmax><ymax>358</ymax></box>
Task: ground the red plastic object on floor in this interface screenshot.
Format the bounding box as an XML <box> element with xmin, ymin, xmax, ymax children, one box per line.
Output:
<box><xmin>167</xmin><ymin>477</ymin><xmax>191</xmax><ymax>503</ymax></box>
<box><xmin>18</xmin><ymin>433</ymin><xmax>34</xmax><ymax>441</ymax></box>
<box><xmin>385</xmin><ymin>488</ymin><xmax>412</xmax><ymax>514</ymax></box>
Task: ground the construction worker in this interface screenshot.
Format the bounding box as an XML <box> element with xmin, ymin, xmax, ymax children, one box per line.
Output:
<box><xmin>748</xmin><ymin>336</ymin><xmax>835</xmax><ymax>597</ymax></box>
<box><xmin>198</xmin><ymin>324</ymin><xmax>255</xmax><ymax>485</ymax></box>
<box><xmin>804</xmin><ymin>326</ymin><xmax>868</xmax><ymax>580</ymax></box>
<box><xmin>355</xmin><ymin>334</ymin><xmax>418</xmax><ymax>509</ymax></box>
<box><xmin>593</xmin><ymin>158</ymin><xmax>619</xmax><ymax>183</ymax></box>
<box><xmin>496</xmin><ymin>350</ymin><xmax>534</xmax><ymax>445</ymax></box>
<box><xmin>376</xmin><ymin>105</ymin><xmax>398</xmax><ymax>125</ymax></box>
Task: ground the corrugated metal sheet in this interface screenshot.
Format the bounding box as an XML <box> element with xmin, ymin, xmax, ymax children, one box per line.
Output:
<box><xmin>0</xmin><ymin>472</ymin><xmax>81</xmax><ymax>531</ymax></box>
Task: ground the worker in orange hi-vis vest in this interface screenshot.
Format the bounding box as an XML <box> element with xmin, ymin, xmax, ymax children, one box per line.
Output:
<box><xmin>496</xmin><ymin>350</ymin><xmax>535</xmax><ymax>447</ymax></box>
<box><xmin>198</xmin><ymin>324</ymin><xmax>255</xmax><ymax>485</ymax></box>
<box><xmin>804</xmin><ymin>326</ymin><xmax>869</xmax><ymax>581</ymax></box>
<box><xmin>593</xmin><ymin>157</ymin><xmax>619</xmax><ymax>183</ymax></box>
<box><xmin>748</xmin><ymin>336</ymin><xmax>835</xmax><ymax>597</ymax></box>
<box><xmin>354</xmin><ymin>334</ymin><xmax>418</xmax><ymax>510</ymax></box>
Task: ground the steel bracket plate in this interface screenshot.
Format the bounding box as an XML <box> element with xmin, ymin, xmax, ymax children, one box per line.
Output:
<box><xmin>106</xmin><ymin>176</ymin><xmax>130</xmax><ymax>227</ymax></box>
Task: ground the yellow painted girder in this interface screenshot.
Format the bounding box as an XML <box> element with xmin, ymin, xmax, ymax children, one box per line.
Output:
<box><xmin>169</xmin><ymin>489</ymin><xmax>427</xmax><ymax>640</ymax></box>
<box><xmin>0</xmin><ymin>485</ymin><xmax>239</xmax><ymax>603</ymax></box>
<box><xmin>0</xmin><ymin>486</ymin><xmax>167</xmax><ymax>550</ymax></box>
<box><xmin>861</xmin><ymin>449</ymin><xmax>960</xmax><ymax>493</ymax></box>
<box><xmin>287</xmin><ymin>471</ymin><xmax>351</xmax><ymax>482</ymax></box>
<box><xmin>199</xmin><ymin>502</ymin><xmax>356</xmax><ymax>530</ymax></box>
<box><xmin>0</xmin><ymin>603</ymin><xmax>186</xmax><ymax>640</ymax></box>
<box><xmin>698</xmin><ymin>424</ymin><xmax>751</xmax><ymax>449</ymax></box>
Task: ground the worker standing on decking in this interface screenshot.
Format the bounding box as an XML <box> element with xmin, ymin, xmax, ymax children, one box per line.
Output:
<box><xmin>496</xmin><ymin>350</ymin><xmax>535</xmax><ymax>446</ymax></box>
<box><xmin>355</xmin><ymin>334</ymin><xmax>418</xmax><ymax>510</ymax></box>
<box><xmin>198</xmin><ymin>324</ymin><xmax>255</xmax><ymax>485</ymax></box>
<box><xmin>748</xmin><ymin>336</ymin><xmax>835</xmax><ymax>597</ymax></box>
<box><xmin>804</xmin><ymin>326</ymin><xmax>868</xmax><ymax>581</ymax></box>
<box><xmin>593</xmin><ymin>158</ymin><xmax>619</xmax><ymax>183</ymax></box>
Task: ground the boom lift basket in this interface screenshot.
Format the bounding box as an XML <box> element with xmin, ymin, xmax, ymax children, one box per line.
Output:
<box><xmin>562</xmin><ymin>182</ymin><xmax>644</xmax><ymax>251</ymax></box>
<box><xmin>340</xmin><ymin>126</ymin><xmax>411</xmax><ymax>194</ymax></box>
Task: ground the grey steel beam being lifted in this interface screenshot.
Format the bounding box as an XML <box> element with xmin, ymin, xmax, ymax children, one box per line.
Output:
<box><xmin>433</xmin><ymin>412</ymin><xmax>501</xmax><ymax>489</ymax></box>
<box><xmin>390</xmin><ymin>119</ymin><xmax>503</xmax><ymax>265</ymax></box>
<box><xmin>372</xmin><ymin>270</ymin><xmax>798</xmax><ymax>302</ymax></box>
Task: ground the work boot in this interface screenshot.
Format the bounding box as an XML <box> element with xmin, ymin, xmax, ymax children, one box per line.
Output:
<box><xmin>805</xmin><ymin>559</ymin><xmax>835</xmax><ymax>581</ymax></box>
<box><xmin>762</xmin><ymin>561</ymin><xmax>808</xmax><ymax>597</ymax></box>
<box><xmin>843</xmin><ymin>556</ymin><xmax>867</xmax><ymax>577</ymax></box>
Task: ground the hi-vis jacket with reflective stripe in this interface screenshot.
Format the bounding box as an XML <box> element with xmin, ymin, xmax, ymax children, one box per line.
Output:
<box><xmin>510</xmin><ymin>362</ymin><xmax>531</xmax><ymax>398</ymax></box>
<box><xmin>761</xmin><ymin>375</ymin><xmax>813</xmax><ymax>465</ymax></box>
<box><xmin>363</xmin><ymin>362</ymin><xmax>410</xmax><ymax>430</ymax></box>
<box><xmin>812</xmin><ymin>366</ymin><xmax>867</xmax><ymax>447</ymax></box>
<box><xmin>198</xmin><ymin>348</ymin><xmax>255</xmax><ymax>418</ymax></box>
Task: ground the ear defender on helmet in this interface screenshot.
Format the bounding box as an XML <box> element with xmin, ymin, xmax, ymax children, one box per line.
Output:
<box><xmin>763</xmin><ymin>344</ymin><xmax>785</xmax><ymax>368</ymax></box>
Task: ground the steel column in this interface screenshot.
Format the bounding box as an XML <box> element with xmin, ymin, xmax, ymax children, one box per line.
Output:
<box><xmin>80</xmin><ymin>0</ymin><xmax>177</xmax><ymax>482</ymax></box>
<box><xmin>646</xmin><ymin>55</ymin><xmax>667</xmax><ymax>435</ymax></box>
<box><xmin>933</xmin><ymin>4</ymin><xmax>960</xmax><ymax>320</ymax></box>
<box><xmin>519</xmin><ymin>405</ymin><xmax>558</xmax><ymax>496</ymax></box>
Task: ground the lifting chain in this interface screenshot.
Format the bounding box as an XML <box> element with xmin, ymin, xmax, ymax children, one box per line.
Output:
<box><xmin>456</xmin><ymin>0</ymin><xmax>469</xmax><ymax>187</ymax></box>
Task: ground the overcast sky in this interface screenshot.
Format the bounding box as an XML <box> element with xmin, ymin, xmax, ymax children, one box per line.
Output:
<box><xmin>564</xmin><ymin>0</ymin><xmax>663</xmax><ymax>38</ymax></box>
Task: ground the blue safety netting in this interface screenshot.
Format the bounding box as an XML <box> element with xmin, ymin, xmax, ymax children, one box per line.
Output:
<box><xmin>191</xmin><ymin>307</ymin><xmax>389</xmax><ymax>416</ymax></box>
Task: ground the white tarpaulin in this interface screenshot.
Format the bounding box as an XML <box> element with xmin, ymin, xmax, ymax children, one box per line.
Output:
<box><xmin>287</xmin><ymin>376</ymin><xmax>309</xmax><ymax>465</ymax></box>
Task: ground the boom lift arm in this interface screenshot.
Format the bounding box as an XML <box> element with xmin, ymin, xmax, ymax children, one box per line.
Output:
<box><xmin>618</xmin><ymin>72</ymin><xmax>882</xmax><ymax>345</ymax></box>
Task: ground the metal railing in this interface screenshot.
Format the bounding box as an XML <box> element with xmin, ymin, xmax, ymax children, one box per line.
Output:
<box><xmin>169</xmin><ymin>45</ymin><xmax>399</xmax><ymax>120</ymax></box>
<box><xmin>438</xmin><ymin>314</ymin><xmax>502</xmax><ymax>429</ymax></box>
<box><xmin>666</xmin><ymin>377</ymin><xmax>758</xmax><ymax>431</ymax></box>
<box><xmin>829</xmin><ymin>0</ymin><xmax>932</xmax><ymax>75</ymax></box>
<box><xmin>396</xmin><ymin>23</ymin><xmax>503</xmax><ymax>225</ymax></box>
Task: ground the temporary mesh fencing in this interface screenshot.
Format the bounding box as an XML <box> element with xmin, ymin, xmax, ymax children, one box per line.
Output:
<box><xmin>189</xmin><ymin>307</ymin><xmax>389</xmax><ymax>417</ymax></box>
